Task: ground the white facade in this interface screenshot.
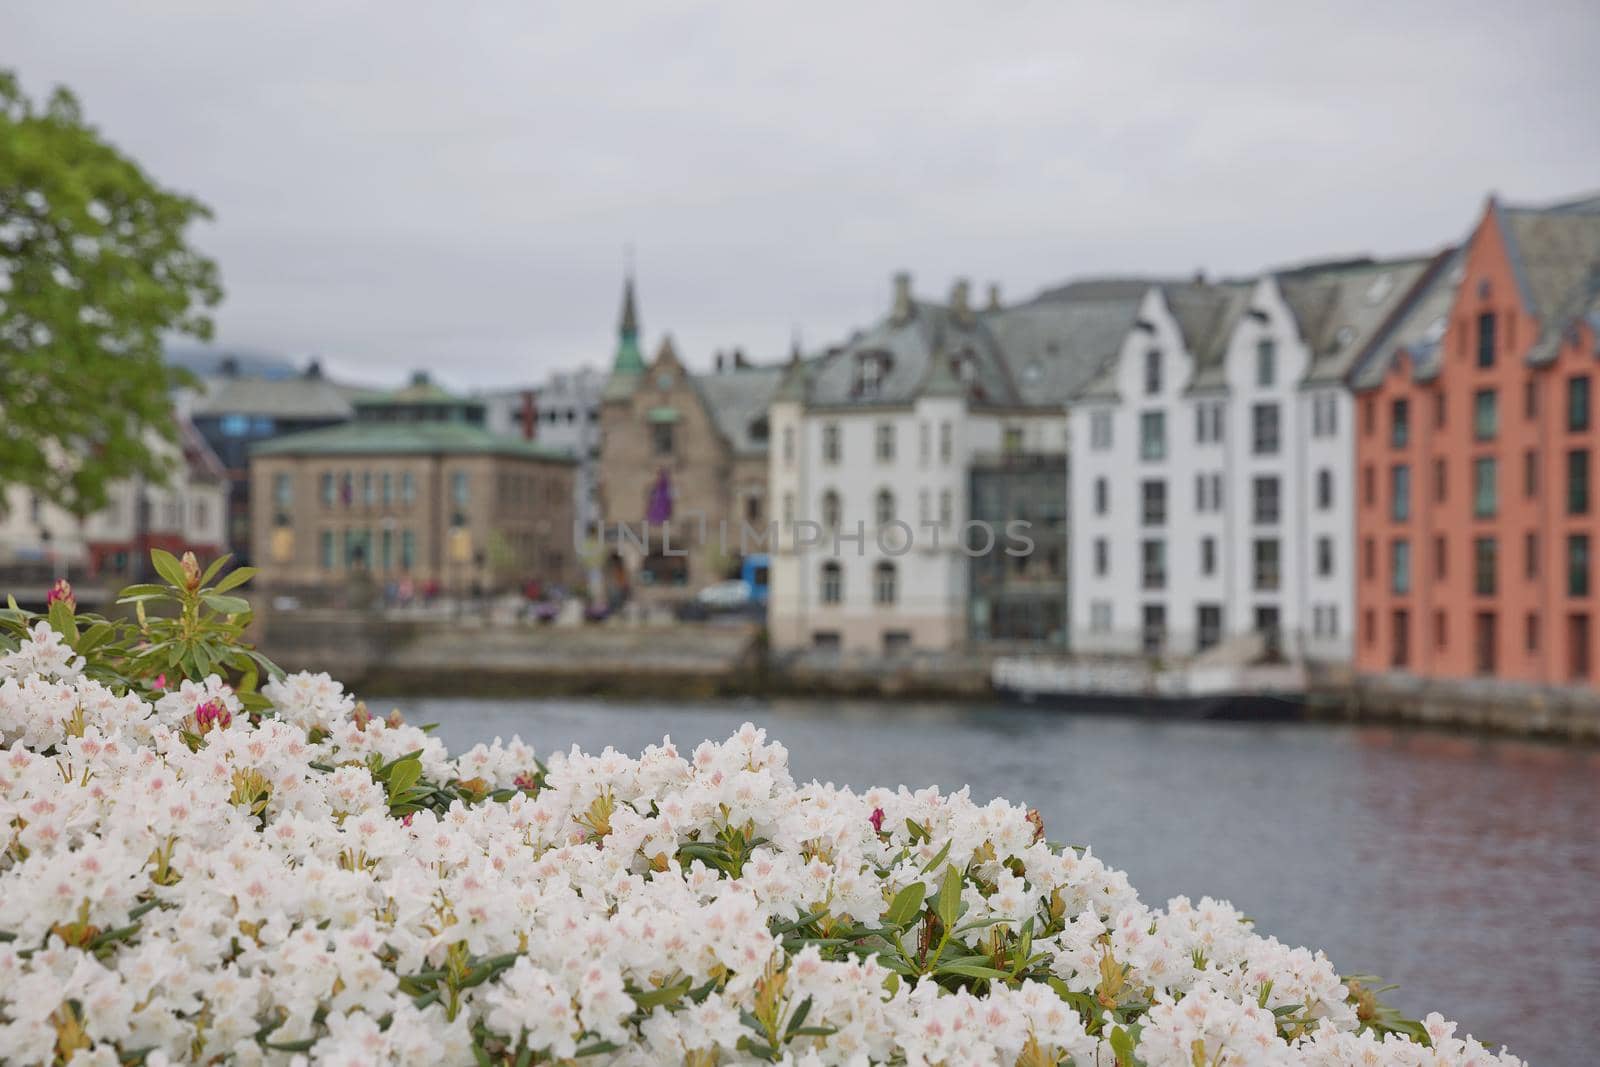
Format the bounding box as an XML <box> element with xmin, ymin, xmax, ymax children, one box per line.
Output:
<box><xmin>769</xmin><ymin>397</ymin><xmax>1060</xmax><ymax>654</ymax></box>
<box><xmin>1071</xmin><ymin>287</ymin><xmax>1230</xmax><ymax>657</ymax></box>
<box><xmin>1069</xmin><ymin>280</ymin><xmax>1358</xmax><ymax>662</ymax></box>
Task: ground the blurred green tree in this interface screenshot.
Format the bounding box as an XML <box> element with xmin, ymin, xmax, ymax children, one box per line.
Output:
<box><xmin>0</xmin><ymin>69</ymin><xmax>221</xmax><ymax>517</ymax></box>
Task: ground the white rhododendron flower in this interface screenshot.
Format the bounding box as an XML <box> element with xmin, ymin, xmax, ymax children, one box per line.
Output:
<box><xmin>0</xmin><ymin>625</ymin><xmax>1523</xmax><ymax>1065</ymax></box>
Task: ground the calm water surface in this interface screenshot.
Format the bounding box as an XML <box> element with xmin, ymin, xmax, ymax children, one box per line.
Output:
<box><xmin>395</xmin><ymin>696</ymin><xmax>1599</xmax><ymax>1067</ymax></box>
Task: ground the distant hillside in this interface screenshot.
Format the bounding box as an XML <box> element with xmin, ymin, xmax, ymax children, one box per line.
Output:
<box><xmin>163</xmin><ymin>344</ymin><xmax>301</xmax><ymax>380</ymax></box>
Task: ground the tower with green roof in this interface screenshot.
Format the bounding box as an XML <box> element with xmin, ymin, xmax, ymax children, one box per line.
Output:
<box><xmin>603</xmin><ymin>273</ymin><xmax>646</xmax><ymax>402</ymax></box>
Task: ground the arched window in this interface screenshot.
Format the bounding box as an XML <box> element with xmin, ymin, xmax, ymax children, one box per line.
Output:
<box><xmin>822</xmin><ymin>490</ymin><xmax>841</xmax><ymax>529</ymax></box>
<box><xmin>820</xmin><ymin>561</ymin><xmax>843</xmax><ymax>604</ymax></box>
<box><xmin>874</xmin><ymin>561</ymin><xmax>897</xmax><ymax>605</ymax></box>
<box><xmin>875</xmin><ymin>488</ymin><xmax>895</xmax><ymax>526</ymax></box>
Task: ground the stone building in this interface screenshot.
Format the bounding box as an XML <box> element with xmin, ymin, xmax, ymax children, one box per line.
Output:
<box><xmin>477</xmin><ymin>366</ymin><xmax>603</xmax><ymax>536</ymax></box>
<box><xmin>767</xmin><ymin>273</ymin><xmax>1144</xmax><ymax>655</ymax></box>
<box><xmin>250</xmin><ymin>374</ymin><xmax>577</xmax><ymax>595</ymax></box>
<box><xmin>596</xmin><ymin>276</ymin><xmax>783</xmax><ymax>603</ymax></box>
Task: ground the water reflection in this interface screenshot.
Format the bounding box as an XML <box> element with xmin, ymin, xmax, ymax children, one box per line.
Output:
<box><xmin>396</xmin><ymin>696</ymin><xmax>1597</xmax><ymax>1067</ymax></box>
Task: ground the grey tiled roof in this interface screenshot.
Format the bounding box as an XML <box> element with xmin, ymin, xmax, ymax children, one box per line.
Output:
<box><xmin>1348</xmin><ymin>248</ymin><xmax>1464</xmax><ymax>390</ymax></box>
<box><xmin>694</xmin><ymin>365</ymin><xmax>787</xmax><ymax>456</ymax></box>
<box><xmin>1501</xmin><ymin>192</ymin><xmax>1600</xmax><ymax>365</ymax></box>
<box><xmin>796</xmin><ymin>281</ymin><xmax>1146</xmax><ymax>411</ymax></box>
<box><xmin>1166</xmin><ymin>282</ymin><xmax>1250</xmax><ymax>393</ymax></box>
<box><xmin>189</xmin><ymin>374</ymin><xmax>357</xmax><ymax>420</ymax></box>
<box><xmin>1278</xmin><ymin>256</ymin><xmax>1434</xmax><ymax>384</ymax></box>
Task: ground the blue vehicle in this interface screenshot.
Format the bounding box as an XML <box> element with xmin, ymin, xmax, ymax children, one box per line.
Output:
<box><xmin>740</xmin><ymin>554</ymin><xmax>770</xmax><ymax>606</ymax></box>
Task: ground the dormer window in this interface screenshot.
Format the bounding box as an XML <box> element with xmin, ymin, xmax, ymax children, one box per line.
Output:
<box><xmin>855</xmin><ymin>350</ymin><xmax>891</xmax><ymax>398</ymax></box>
<box><xmin>748</xmin><ymin>415</ymin><xmax>769</xmax><ymax>444</ymax></box>
<box><xmin>954</xmin><ymin>352</ymin><xmax>977</xmax><ymax>384</ymax></box>
<box><xmin>1144</xmin><ymin>348</ymin><xmax>1162</xmax><ymax>395</ymax></box>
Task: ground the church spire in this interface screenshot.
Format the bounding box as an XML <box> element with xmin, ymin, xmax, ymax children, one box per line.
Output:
<box><xmin>612</xmin><ymin>270</ymin><xmax>645</xmax><ymax>375</ymax></box>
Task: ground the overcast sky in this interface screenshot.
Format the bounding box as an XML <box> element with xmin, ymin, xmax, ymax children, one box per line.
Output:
<box><xmin>10</xmin><ymin>2</ymin><xmax>1600</xmax><ymax>389</ymax></box>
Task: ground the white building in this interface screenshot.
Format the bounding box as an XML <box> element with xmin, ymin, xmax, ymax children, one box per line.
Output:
<box><xmin>0</xmin><ymin>419</ymin><xmax>228</xmax><ymax>589</ymax></box>
<box><xmin>479</xmin><ymin>367</ymin><xmax>603</xmax><ymax>534</ymax></box>
<box><xmin>1069</xmin><ymin>258</ymin><xmax>1431</xmax><ymax>662</ymax></box>
<box><xmin>769</xmin><ymin>273</ymin><xmax>1144</xmax><ymax>655</ymax></box>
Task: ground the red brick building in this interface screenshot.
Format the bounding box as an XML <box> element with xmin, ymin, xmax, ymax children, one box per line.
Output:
<box><xmin>1352</xmin><ymin>193</ymin><xmax>1600</xmax><ymax>685</ymax></box>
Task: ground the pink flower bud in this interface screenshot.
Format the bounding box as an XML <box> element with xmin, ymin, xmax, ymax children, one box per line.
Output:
<box><xmin>153</xmin><ymin>673</ymin><xmax>167</xmax><ymax>691</ymax></box>
<box><xmin>869</xmin><ymin>807</ymin><xmax>885</xmax><ymax>833</ymax></box>
<box><xmin>193</xmin><ymin>699</ymin><xmax>232</xmax><ymax>733</ymax></box>
<box><xmin>46</xmin><ymin>579</ymin><xmax>75</xmax><ymax>613</ymax></box>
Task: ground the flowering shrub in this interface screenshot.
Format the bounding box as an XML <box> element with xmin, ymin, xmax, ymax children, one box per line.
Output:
<box><xmin>0</xmin><ymin>562</ymin><xmax>1523</xmax><ymax>1064</ymax></box>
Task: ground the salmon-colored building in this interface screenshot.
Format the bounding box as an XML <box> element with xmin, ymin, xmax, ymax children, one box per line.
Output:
<box><xmin>1352</xmin><ymin>193</ymin><xmax>1600</xmax><ymax>686</ymax></box>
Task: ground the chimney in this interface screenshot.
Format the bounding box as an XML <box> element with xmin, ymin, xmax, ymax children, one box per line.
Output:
<box><xmin>950</xmin><ymin>278</ymin><xmax>972</xmax><ymax>325</ymax></box>
<box><xmin>1193</xmin><ymin>269</ymin><xmax>1208</xmax><ymax>287</ymax></box>
<box><xmin>715</xmin><ymin>351</ymin><xmax>725</xmax><ymax>372</ymax></box>
<box><xmin>891</xmin><ymin>271</ymin><xmax>913</xmax><ymax>324</ymax></box>
<box><xmin>733</xmin><ymin>348</ymin><xmax>748</xmax><ymax>369</ymax></box>
<box><xmin>304</xmin><ymin>358</ymin><xmax>323</xmax><ymax>380</ymax></box>
<box><xmin>411</xmin><ymin>370</ymin><xmax>430</xmax><ymax>387</ymax></box>
<box><xmin>987</xmin><ymin>283</ymin><xmax>1002</xmax><ymax>311</ymax></box>
<box><xmin>219</xmin><ymin>355</ymin><xmax>240</xmax><ymax>378</ymax></box>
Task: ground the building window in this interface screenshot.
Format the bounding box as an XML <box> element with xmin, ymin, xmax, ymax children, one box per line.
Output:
<box><xmin>1094</xmin><ymin>538</ymin><xmax>1109</xmax><ymax>577</ymax></box>
<box><xmin>1142</xmin><ymin>604</ymin><xmax>1166</xmax><ymax>655</ymax></box>
<box><xmin>783</xmin><ymin>492</ymin><xmax>795</xmax><ymax>526</ymax></box>
<box><xmin>1474</xmin><ymin>537</ymin><xmax>1497</xmax><ymax>596</ymax></box>
<box><xmin>783</xmin><ymin>426</ymin><xmax>795</xmax><ymax>465</ymax></box>
<box><xmin>1569</xmin><ymin>376</ymin><xmax>1592</xmax><ymax>432</ymax></box>
<box><xmin>938</xmin><ymin>421</ymin><xmax>952</xmax><ymax>462</ymax></box>
<box><xmin>874</xmin><ymin>561</ymin><xmax>898</xmax><ymax>605</ymax></box>
<box><xmin>1363</xmin><ymin>464</ymin><xmax>1376</xmax><ymax>506</ymax></box>
<box><xmin>1316</xmin><ymin>469</ymin><xmax>1333</xmax><ymax>510</ymax></box>
<box><xmin>1570</xmin><ymin>614</ymin><xmax>1591</xmax><ymax>680</ymax></box>
<box><xmin>1311</xmin><ymin>392</ymin><xmax>1337</xmax><ymax>438</ymax></box>
<box><xmin>450</xmin><ymin>471</ymin><xmax>470</xmax><ymax>510</ymax></box>
<box><xmin>1141</xmin><ymin>539</ymin><xmax>1166</xmax><ymax>590</ymax></box>
<box><xmin>1569</xmin><ymin>535</ymin><xmax>1591</xmax><ymax>597</ymax></box>
<box><xmin>875</xmin><ymin>489</ymin><xmax>895</xmax><ymax>526</ymax></box>
<box><xmin>1316</xmin><ymin>536</ymin><xmax>1333</xmax><ymax>578</ymax></box>
<box><xmin>274</xmin><ymin>473</ymin><xmax>292</xmax><ymax>511</ymax></box>
<box><xmin>1434</xmin><ymin>391</ymin><xmax>1447</xmax><ymax>429</ymax></box>
<box><xmin>1139</xmin><ymin>411</ymin><xmax>1166</xmax><ymax>461</ymax></box>
<box><xmin>1391</xmin><ymin>465</ymin><xmax>1411</xmax><ymax>522</ymax></box>
<box><xmin>1391</xmin><ymin>539</ymin><xmax>1411</xmax><ymax>595</ymax></box>
<box><xmin>381</xmin><ymin>471</ymin><xmax>393</xmax><ymax>507</ymax></box>
<box><xmin>1201</xmin><ymin>536</ymin><xmax>1217</xmax><ymax>576</ymax></box>
<box><xmin>1251</xmin><ymin>403</ymin><xmax>1280</xmax><ymax>455</ymax></box>
<box><xmin>1002</xmin><ymin>426</ymin><xmax>1024</xmax><ymax>455</ymax></box>
<box><xmin>1363</xmin><ymin>395</ymin><xmax>1376</xmax><ymax>436</ymax></box>
<box><xmin>1252</xmin><ymin>476</ymin><xmax>1280</xmax><ymax>525</ymax></box>
<box><xmin>856</xmin><ymin>354</ymin><xmax>884</xmax><ymax>398</ymax></box>
<box><xmin>400</xmin><ymin>529</ymin><xmax>416</xmax><ymax>570</ymax></box>
<box><xmin>1435</xmin><ymin>534</ymin><xmax>1448</xmax><ymax>580</ymax></box>
<box><xmin>1141</xmin><ymin>480</ymin><xmax>1166</xmax><ymax>526</ymax></box>
<box><xmin>1476</xmin><ymin>311</ymin><xmax>1496</xmax><ymax>368</ymax></box>
<box><xmin>1390</xmin><ymin>398</ymin><xmax>1409</xmax><ymax>448</ymax></box>
<box><xmin>1089</xmin><ymin>601</ymin><xmax>1112</xmax><ymax>632</ymax></box>
<box><xmin>1434</xmin><ymin>457</ymin><xmax>1448</xmax><ymax>503</ymax></box>
<box><xmin>1197</xmin><ymin>605</ymin><xmax>1222</xmax><ymax>650</ymax></box>
<box><xmin>320</xmin><ymin>472</ymin><xmax>336</xmax><ymax>508</ymax></box>
<box><xmin>1094</xmin><ymin>477</ymin><xmax>1109</xmax><ymax>516</ymax></box>
<box><xmin>319</xmin><ymin>530</ymin><xmax>335</xmax><ymax>570</ymax></box>
<box><xmin>820</xmin><ymin>561</ymin><xmax>842</xmax><ymax>604</ymax></box>
<box><xmin>1144</xmin><ymin>348</ymin><xmax>1162</xmax><ymax>395</ymax></box>
<box><xmin>1474</xmin><ymin>611</ymin><xmax>1497</xmax><ymax>675</ymax></box>
<box><xmin>1525</xmin><ymin>449</ymin><xmax>1539</xmax><ymax>500</ymax></box>
<box><xmin>939</xmin><ymin>490</ymin><xmax>952</xmax><ymax>526</ymax></box>
<box><xmin>1364</xmin><ymin>536</ymin><xmax>1376</xmax><ymax>581</ymax></box>
<box><xmin>652</xmin><ymin>422</ymin><xmax>675</xmax><ymax>456</ymax></box>
<box><xmin>822</xmin><ymin>423</ymin><xmax>841</xmax><ymax>464</ymax></box>
<box><xmin>875</xmin><ymin>423</ymin><xmax>895</xmax><ymax>462</ymax></box>
<box><xmin>821</xmin><ymin>490</ymin><xmax>841</xmax><ymax>529</ymax></box>
<box><xmin>1568</xmin><ymin>449</ymin><xmax>1590</xmax><ymax>515</ymax></box>
<box><xmin>1527</xmin><ymin>612</ymin><xmax>1540</xmax><ymax>653</ymax></box>
<box><xmin>1090</xmin><ymin>412</ymin><xmax>1113</xmax><ymax>451</ymax></box>
<box><xmin>1256</xmin><ymin>338</ymin><xmax>1276</xmax><ymax>387</ymax></box>
<box><xmin>1391</xmin><ymin>609</ymin><xmax>1410</xmax><ymax>668</ymax></box>
<box><xmin>1253</xmin><ymin>539</ymin><xmax>1280</xmax><ymax>591</ymax></box>
<box><xmin>1473</xmin><ymin>389</ymin><xmax>1497</xmax><ymax>441</ymax></box>
<box><xmin>917</xmin><ymin>422</ymin><xmax>929</xmax><ymax>465</ymax></box>
<box><xmin>1473</xmin><ymin>458</ymin><xmax>1497</xmax><ymax>518</ymax></box>
<box><xmin>1525</xmin><ymin>381</ymin><xmax>1538</xmax><ymax>421</ymax></box>
<box><xmin>1526</xmin><ymin>531</ymin><xmax>1539</xmax><ymax>580</ymax></box>
<box><xmin>401</xmin><ymin>472</ymin><xmax>416</xmax><ymax>506</ymax></box>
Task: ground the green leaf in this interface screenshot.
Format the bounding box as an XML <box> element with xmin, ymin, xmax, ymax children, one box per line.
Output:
<box><xmin>199</xmin><ymin>554</ymin><xmax>232</xmax><ymax>586</ymax></box>
<box><xmin>904</xmin><ymin>818</ymin><xmax>929</xmax><ymax>844</ymax></box>
<box><xmin>631</xmin><ymin>977</ymin><xmax>691</xmax><ymax>1010</ymax></box>
<box><xmin>935</xmin><ymin>865</ymin><xmax>963</xmax><ymax>931</ymax></box>
<box><xmin>935</xmin><ymin>962</ymin><xmax>1011</xmax><ymax>980</ymax></box>
<box><xmin>201</xmin><ymin>593</ymin><xmax>250</xmax><ymax>615</ymax></box>
<box><xmin>210</xmin><ymin>566</ymin><xmax>258</xmax><ymax>594</ymax></box>
<box><xmin>386</xmin><ymin>757</ymin><xmax>423</xmax><ymax>799</ymax></box>
<box><xmin>150</xmin><ymin>549</ymin><xmax>187</xmax><ymax>588</ymax></box>
<box><xmin>882</xmin><ymin>881</ymin><xmax>926</xmax><ymax>927</ymax></box>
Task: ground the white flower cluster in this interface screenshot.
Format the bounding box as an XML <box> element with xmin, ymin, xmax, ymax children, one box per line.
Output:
<box><xmin>0</xmin><ymin>623</ymin><xmax>1521</xmax><ymax>1065</ymax></box>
